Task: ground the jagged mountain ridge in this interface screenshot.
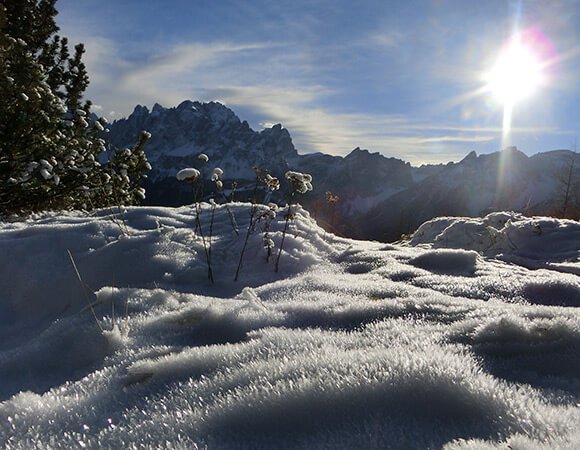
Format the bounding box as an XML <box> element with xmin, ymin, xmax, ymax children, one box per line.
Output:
<box><xmin>108</xmin><ymin>100</ymin><xmax>298</xmax><ymax>181</ymax></box>
<box><xmin>106</xmin><ymin>100</ymin><xmax>579</xmax><ymax>241</ymax></box>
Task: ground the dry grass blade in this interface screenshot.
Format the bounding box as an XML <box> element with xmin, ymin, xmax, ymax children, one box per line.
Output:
<box><xmin>67</xmin><ymin>249</ymin><xmax>103</xmax><ymax>332</ymax></box>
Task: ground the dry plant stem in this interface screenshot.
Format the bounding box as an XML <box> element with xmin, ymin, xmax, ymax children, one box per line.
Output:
<box><xmin>251</xmin><ymin>174</ymin><xmax>261</xmax><ymax>203</ymax></box>
<box><xmin>275</xmin><ymin>204</ymin><xmax>292</xmax><ymax>273</ymax></box>
<box><xmin>111</xmin><ymin>300</ymin><xmax>115</xmax><ymax>331</ymax></box>
<box><xmin>123</xmin><ymin>297</ymin><xmax>130</xmax><ymax>335</ymax></box>
<box><xmin>67</xmin><ymin>249</ymin><xmax>103</xmax><ymax>332</ymax></box>
<box><xmin>195</xmin><ymin>167</ymin><xmax>205</xmax><ymax>202</ymax></box>
<box><xmin>234</xmin><ymin>204</ymin><xmax>258</xmax><ymax>281</ymax></box>
<box><xmin>208</xmin><ymin>202</ymin><xmax>216</xmax><ymax>269</ymax></box>
<box><xmin>195</xmin><ymin>203</ymin><xmax>214</xmax><ymax>283</ymax></box>
<box><xmin>225</xmin><ymin>204</ymin><xmax>239</xmax><ymax>235</ymax></box>
<box><xmin>266</xmin><ymin>235</ymin><xmax>272</xmax><ymax>262</ymax></box>
<box><xmin>99</xmin><ymin>187</ymin><xmax>129</xmax><ymax>236</ymax></box>
<box><xmin>221</xmin><ymin>192</ymin><xmax>239</xmax><ymax>234</ymax></box>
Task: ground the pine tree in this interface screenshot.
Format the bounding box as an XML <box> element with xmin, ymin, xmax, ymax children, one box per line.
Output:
<box><xmin>0</xmin><ymin>0</ymin><xmax>150</xmax><ymax>215</ymax></box>
<box><xmin>99</xmin><ymin>131</ymin><xmax>152</xmax><ymax>208</ymax></box>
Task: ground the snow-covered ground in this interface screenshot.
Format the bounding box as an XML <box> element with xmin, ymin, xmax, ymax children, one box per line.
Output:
<box><xmin>0</xmin><ymin>205</ymin><xmax>578</xmax><ymax>449</ymax></box>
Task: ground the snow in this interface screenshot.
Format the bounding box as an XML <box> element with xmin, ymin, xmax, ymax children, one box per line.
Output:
<box><xmin>175</xmin><ymin>168</ymin><xmax>200</xmax><ymax>181</ymax></box>
<box><xmin>0</xmin><ymin>205</ymin><xmax>578</xmax><ymax>449</ymax></box>
<box><xmin>409</xmin><ymin>212</ymin><xmax>580</xmax><ymax>275</ymax></box>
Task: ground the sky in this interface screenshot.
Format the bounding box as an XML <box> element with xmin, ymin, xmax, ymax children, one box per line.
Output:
<box><xmin>55</xmin><ymin>0</ymin><xmax>580</xmax><ymax>165</ymax></box>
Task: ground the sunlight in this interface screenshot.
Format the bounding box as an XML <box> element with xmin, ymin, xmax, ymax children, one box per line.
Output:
<box><xmin>487</xmin><ymin>38</ymin><xmax>543</xmax><ymax>105</ymax></box>
<box><xmin>485</xmin><ymin>33</ymin><xmax>546</xmax><ymax>148</ymax></box>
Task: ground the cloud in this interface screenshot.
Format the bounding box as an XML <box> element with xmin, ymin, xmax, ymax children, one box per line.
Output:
<box><xmin>123</xmin><ymin>41</ymin><xmax>278</xmax><ymax>82</ymax></box>
<box><xmin>369</xmin><ymin>30</ymin><xmax>405</xmax><ymax>49</ymax></box>
<box><xmin>195</xmin><ymin>84</ymin><xmax>503</xmax><ymax>163</ymax></box>
<box><xmin>56</xmin><ymin>3</ymin><xmax>578</xmax><ymax>165</ymax></box>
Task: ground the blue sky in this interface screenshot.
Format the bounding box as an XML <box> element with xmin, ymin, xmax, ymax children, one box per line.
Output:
<box><xmin>56</xmin><ymin>0</ymin><xmax>580</xmax><ymax>164</ymax></box>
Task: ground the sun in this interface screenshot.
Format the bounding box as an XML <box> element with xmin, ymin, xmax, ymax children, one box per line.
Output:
<box><xmin>486</xmin><ymin>37</ymin><xmax>544</xmax><ymax>105</ymax></box>
<box><xmin>484</xmin><ymin>33</ymin><xmax>547</xmax><ymax>148</ymax></box>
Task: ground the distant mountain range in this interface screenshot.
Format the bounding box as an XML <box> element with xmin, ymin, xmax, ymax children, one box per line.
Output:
<box><xmin>106</xmin><ymin>100</ymin><xmax>579</xmax><ymax>241</ymax></box>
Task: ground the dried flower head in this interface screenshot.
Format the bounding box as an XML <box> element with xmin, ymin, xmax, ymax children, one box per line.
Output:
<box><xmin>285</xmin><ymin>171</ymin><xmax>313</xmax><ymax>194</ymax></box>
<box><xmin>326</xmin><ymin>191</ymin><xmax>340</xmax><ymax>204</ymax></box>
<box><xmin>176</xmin><ymin>168</ymin><xmax>200</xmax><ymax>182</ymax></box>
<box><xmin>257</xmin><ymin>204</ymin><xmax>276</xmax><ymax>220</ymax></box>
<box><xmin>264</xmin><ymin>174</ymin><xmax>280</xmax><ymax>191</ymax></box>
<box><xmin>263</xmin><ymin>236</ymin><xmax>275</xmax><ymax>249</ymax></box>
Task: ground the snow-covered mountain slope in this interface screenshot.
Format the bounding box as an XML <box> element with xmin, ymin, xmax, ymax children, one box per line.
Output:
<box><xmin>359</xmin><ymin>147</ymin><xmax>580</xmax><ymax>241</ymax></box>
<box><xmin>0</xmin><ymin>205</ymin><xmax>579</xmax><ymax>449</ymax></box>
<box><xmin>107</xmin><ymin>101</ymin><xmax>579</xmax><ymax>241</ymax></box>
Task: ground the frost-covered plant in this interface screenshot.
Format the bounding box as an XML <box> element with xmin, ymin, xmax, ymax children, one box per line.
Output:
<box><xmin>285</xmin><ymin>171</ymin><xmax>313</xmax><ymax>194</ymax></box>
<box><xmin>275</xmin><ymin>171</ymin><xmax>313</xmax><ymax>272</ymax></box>
<box><xmin>176</xmin><ymin>166</ymin><xmax>213</xmax><ymax>283</ymax></box>
<box><xmin>259</xmin><ymin>203</ymin><xmax>278</xmax><ymax>262</ymax></box>
<box><xmin>195</xmin><ymin>153</ymin><xmax>209</xmax><ymax>202</ymax></box>
<box><xmin>176</xmin><ymin>168</ymin><xmax>201</xmax><ymax>183</ymax></box>
<box><xmin>247</xmin><ymin>167</ymin><xmax>279</xmax><ymax>203</ymax></box>
<box><xmin>211</xmin><ymin>167</ymin><xmax>224</xmax><ymax>190</ymax></box>
<box><xmin>176</xmin><ymin>168</ymin><xmax>201</xmax><ymax>203</ymax></box>
<box><xmin>234</xmin><ymin>169</ymin><xmax>280</xmax><ymax>280</ymax></box>
<box><xmin>207</xmin><ymin>167</ymin><xmax>225</xmax><ymax>273</ymax></box>
<box><xmin>263</xmin><ymin>173</ymin><xmax>280</xmax><ymax>204</ymax></box>
<box><xmin>210</xmin><ymin>168</ymin><xmax>239</xmax><ymax>235</ymax></box>
<box><xmin>234</xmin><ymin>202</ymin><xmax>276</xmax><ymax>281</ymax></box>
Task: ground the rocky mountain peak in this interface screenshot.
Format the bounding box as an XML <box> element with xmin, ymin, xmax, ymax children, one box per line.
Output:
<box><xmin>106</xmin><ymin>100</ymin><xmax>299</xmax><ymax>181</ymax></box>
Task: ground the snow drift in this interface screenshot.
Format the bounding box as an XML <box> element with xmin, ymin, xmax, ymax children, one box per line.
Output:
<box><xmin>0</xmin><ymin>205</ymin><xmax>578</xmax><ymax>449</ymax></box>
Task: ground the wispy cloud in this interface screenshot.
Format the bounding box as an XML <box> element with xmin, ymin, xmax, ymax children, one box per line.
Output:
<box><xmin>124</xmin><ymin>42</ymin><xmax>278</xmax><ymax>81</ymax></box>
<box><xmin>198</xmin><ymin>84</ymin><xmax>510</xmax><ymax>163</ymax></box>
<box><xmin>57</xmin><ymin>0</ymin><xmax>580</xmax><ymax>164</ymax></box>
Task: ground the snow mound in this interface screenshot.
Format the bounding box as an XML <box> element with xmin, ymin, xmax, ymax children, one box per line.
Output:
<box><xmin>408</xmin><ymin>212</ymin><xmax>580</xmax><ymax>274</ymax></box>
<box><xmin>409</xmin><ymin>248</ymin><xmax>478</xmax><ymax>275</ymax></box>
<box><xmin>0</xmin><ymin>206</ymin><xmax>579</xmax><ymax>449</ymax></box>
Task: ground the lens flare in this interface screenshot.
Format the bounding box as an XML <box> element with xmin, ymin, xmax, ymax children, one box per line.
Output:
<box><xmin>485</xmin><ymin>29</ymin><xmax>552</xmax><ymax>149</ymax></box>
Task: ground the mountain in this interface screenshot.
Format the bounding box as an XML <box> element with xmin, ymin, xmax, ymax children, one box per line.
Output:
<box><xmin>106</xmin><ymin>101</ymin><xmax>579</xmax><ymax>241</ymax></box>
<box><xmin>358</xmin><ymin>147</ymin><xmax>580</xmax><ymax>241</ymax></box>
<box><xmin>109</xmin><ymin>100</ymin><xmax>297</xmax><ymax>181</ymax></box>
